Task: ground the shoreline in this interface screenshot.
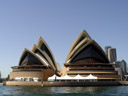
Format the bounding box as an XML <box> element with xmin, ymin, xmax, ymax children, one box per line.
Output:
<box><xmin>3</xmin><ymin>81</ymin><xmax>128</xmax><ymax>87</ymax></box>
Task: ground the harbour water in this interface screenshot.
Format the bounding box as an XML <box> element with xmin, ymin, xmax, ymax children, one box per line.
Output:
<box><xmin>0</xmin><ymin>84</ymin><xmax>128</xmax><ymax>96</ymax></box>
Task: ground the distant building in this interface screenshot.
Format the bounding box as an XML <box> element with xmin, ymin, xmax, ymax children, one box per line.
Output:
<box><xmin>120</xmin><ymin>60</ymin><xmax>127</xmax><ymax>75</ymax></box>
<box><xmin>115</xmin><ymin>61</ymin><xmax>121</xmax><ymax>68</ymax></box>
<box><xmin>108</xmin><ymin>48</ymin><xmax>117</xmax><ymax>63</ymax></box>
<box><xmin>105</xmin><ymin>46</ymin><xmax>111</xmax><ymax>57</ymax></box>
<box><xmin>0</xmin><ymin>72</ymin><xmax>1</xmax><ymax>79</ymax></box>
<box><xmin>115</xmin><ymin>60</ymin><xmax>127</xmax><ymax>81</ymax></box>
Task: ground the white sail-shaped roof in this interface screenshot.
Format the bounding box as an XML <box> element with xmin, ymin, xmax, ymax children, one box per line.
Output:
<box><xmin>31</xmin><ymin>44</ymin><xmax>56</xmax><ymax>70</ymax></box>
<box><xmin>65</xmin><ymin>30</ymin><xmax>109</xmax><ymax>63</ymax></box>
<box><xmin>18</xmin><ymin>49</ymin><xmax>49</xmax><ymax>66</ymax></box>
<box><xmin>65</xmin><ymin>30</ymin><xmax>92</xmax><ymax>63</ymax></box>
<box><xmin>66</xmin><ymin>38</ymin><xmax>90</xmax><ymax>62</ymax></box>
<box><xmin>36</xmin><ymin>37</ymin><xmax>61</xmax><ymax>72</ymax></box>
<box><xmin>69</xmin><ymin>40</ymin><xmax>109</xmax><ymax>63</ymax></box>
<box><xmin>18</xmin><ymin>37</ymin><xmax>61</xmax><ymax>72</ymax></box>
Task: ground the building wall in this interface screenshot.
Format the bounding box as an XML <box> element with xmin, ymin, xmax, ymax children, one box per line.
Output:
<box><xmin>120</xmin><ymin>60</ymin><xmax>127</xmax><ymax>75</ymax></box>
<box><xmin>105</xmin><ymin>46</ymin><xmax>111</xmax><ymax>57</ymax></box>
<box><xmin>61</xmin><ymin>62</ymin><xmax>121</xmax><ymax>81</ymax></box>
<box><xmin>10</xmin><ymin>71</ymin><xmax>44</xmax><ymax>80</ymax></box>
<box><xmin>10</xmin><ymin>69</ymin><xmax>55</xmax><ymax>81</ymax></box>
<box><xmin>5</xmin><ymin>81</ymin><xmax>42</xmax><ymax>86</ymax></box>
<box><xmin>60</xmin><ymin>66</ymin><xmax>69</xmax><ymax>76</ymax></box>
<box><xmin>42</xmin><ymin>69</ymin><xmax>55</xmax><ymax>81</ymax></box>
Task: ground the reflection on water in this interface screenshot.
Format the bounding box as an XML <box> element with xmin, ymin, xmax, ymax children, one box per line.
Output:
<box><xmin>0</xmin><ymin>84</ymin><xmax>128</xmax><ymax>96</ymax></box>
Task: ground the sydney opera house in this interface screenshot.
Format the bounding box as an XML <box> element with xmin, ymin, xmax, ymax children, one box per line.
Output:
<box><xmin>9</xmin><ymin>30</ymin><xmax>122</xmax><ymax>86</ymax></box>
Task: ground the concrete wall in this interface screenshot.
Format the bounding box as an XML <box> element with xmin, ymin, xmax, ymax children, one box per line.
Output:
<box><xmin>5</xmin><ymin>81</ymin><xmax>42</xmax><ymax>86</ymax></box>
<box><xmin>42</xmin><ymin>69</ymin><xmax>55</xmax><ymax>81</ymax></box>
<box><xmin>43</xmin><ymin>81</ymin><xmax>120</xmax><ymax>87</ymax></box>
<box><xmin>10</xmin><ymin>71</ymin><xmax>44</xmax><ymax>80</ymax></box>
<box><xmin>60</xmin><ymin>66</ymin><xmax>68</xmax><ymax>76</ymax></box>
<box><xmin>10</xmin><ymin>69</ymin><xmax>55</xmax><ymax>81</ymax></box>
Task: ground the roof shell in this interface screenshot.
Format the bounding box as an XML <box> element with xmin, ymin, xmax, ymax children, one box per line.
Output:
<box><xmin>18</xmin><ymin>48</ymin><xmax>49</xmax><ymax>67</ymax></box>
<box><xmin>65</xmin><ymin>30</ymin><xmax>92</xmax><ymax>62</ymax></box>
<box><xmin>36</xmin><ymin>37</ymin><xmax>61</xmax><ymax>71</ymax></box>
<box><xmin>31</xmin><ymin>44</ymin><xmax>56</xmax><ymax>70</ymax></box>
<box><xmin>69</xmin><ymin>40</ymin><xmax>109</xmax><ymax>63</ymax></box>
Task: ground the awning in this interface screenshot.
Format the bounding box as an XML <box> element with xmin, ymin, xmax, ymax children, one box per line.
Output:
<box><xmin>58</xmin><ymin>74</ymin><xmax>73</xmax><ymax>80</ymax></box>
<box><xmin>84</xmin><ymin>74</ymin><xmax>97</xmax><ymax>79</ymax></box>
<box><xmin>48</xmin><ymin>74</ymin><xmax>58</xmax><ymax>81</ymax></box>
<box><xmin>73</xmin><ymin>74</ymin><xmax>84</xmax><ymax>80</ymax></box>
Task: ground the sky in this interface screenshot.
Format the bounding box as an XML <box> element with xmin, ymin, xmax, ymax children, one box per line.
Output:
<box><xmin>0</xmin><ymin>0</ymin><xmax>128</xmax><ymax>78</ymax></box>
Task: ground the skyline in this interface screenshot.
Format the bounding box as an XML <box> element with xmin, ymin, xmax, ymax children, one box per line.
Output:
<box><xmin>0</xmin><ymin>0</ymin><xmax>128</xmax><ymax>78</ymax></box>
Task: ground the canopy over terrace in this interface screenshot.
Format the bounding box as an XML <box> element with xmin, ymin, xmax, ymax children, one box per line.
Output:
<box><xmin>84</xmin><ymin>74</ymin><xmax>97</xmax><ymax>79</ymax></box>
<box><xmin>58</xmin><ymin>74</ymin><xmax>73</xmax><ymax>80</ymax></box>
<box><xmin>72</xmin><ymin>74</ymin><xmax>84</xmax><ymax>80</ymax></box>
<box><xmin>48</xmin><ymin>74</ymin><xmax>97</xmax><ymax>81</ymax></box>
<box><xmin>48</xmin><ymin>74</ymin><xmax>59</xmax><ymax>81</ymax></box>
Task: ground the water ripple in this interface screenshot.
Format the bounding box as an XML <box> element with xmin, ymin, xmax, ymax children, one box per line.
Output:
<box><xmin>0</xmin><ymin>84</ymin><xmax>128</xmax><ymax>96</ymax></box>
